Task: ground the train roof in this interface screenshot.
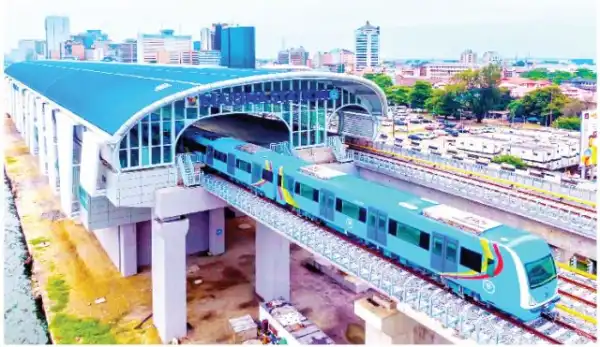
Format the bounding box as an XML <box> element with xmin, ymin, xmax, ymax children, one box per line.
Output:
<box><xmin>211</xmin><ymin>137</ymin><xmax>539</xmax><ymax>247</ymax></box>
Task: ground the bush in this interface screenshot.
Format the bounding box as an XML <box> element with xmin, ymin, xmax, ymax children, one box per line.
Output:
<box><xmin>492</xmin><ymin>154</ymin><xmax>527</xmax><ymax>169</ymax></box>
<box><xmin>552</xmin><ymin>116</ymin><xmax>581</xmax><ymax>131</ymax></box>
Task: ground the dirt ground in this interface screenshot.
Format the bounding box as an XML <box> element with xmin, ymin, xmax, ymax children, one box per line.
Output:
<box><xmin>176</xmin><ymin>216</ymin><xmax>366</xmax><ymax>344</ymax></box>
<box><xmin>3</xmin><ymin>115</ymin><xmax>365</xmax><ymax>344</ymax></box>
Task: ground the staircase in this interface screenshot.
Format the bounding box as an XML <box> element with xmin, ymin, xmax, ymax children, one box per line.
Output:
<box><xmin>327</xmin><ymin>135</ymin><xmax>353</xmax><ymax>163</ymax></box>
<box><xmin>176</xmin><ymin>153</ymin><xmax>203</xmax><ymax>187</ymax></box>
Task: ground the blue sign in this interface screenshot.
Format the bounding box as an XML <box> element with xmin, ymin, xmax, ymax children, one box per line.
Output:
<box><xmin>198</xmin><ymin>88</ymin><xmax>340</xmax><ymax>107</ymax></box>
<box><xmin>216</xmin><ymin>228</ymin><xmax>223</xmax><ymax>236</ymax></box>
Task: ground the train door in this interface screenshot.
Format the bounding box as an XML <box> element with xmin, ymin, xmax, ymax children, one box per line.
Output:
<box><xmin>206</xmin><ymin>146</ymin><xmax>214</xmax><ymax>166</ymax></box>
<box><xmin>367</xmin><ymin>208</ymin><xmax>388</xmax><ymax>247</ymax></box>
<box><xmin>431</xmin><ymin>233</ymin><xmax>459</xmax><ymax>273</ymax></box>
<box><xmin>251</xmin><ymin>162</ymin><xmax>262</xmax><ymax>184</ymax></box>
<box><xmin>226</xmin><ymin>153</ymin><xmax>236</xmax><ymax>175</ymax></box>
<box><xmin>319</xmin><ymin>189</ymin><xmax>335</xmax><ymax>221</ymax></box>
<box><xmin>283</xmin><ymin>175</ymin><xmax>295</xmax><ymax>195</ymax></box>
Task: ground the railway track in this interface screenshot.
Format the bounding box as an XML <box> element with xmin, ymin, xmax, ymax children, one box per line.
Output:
<box><xmin>194</xmin><ymin>169</ymin><xmax>596</xmax><ymax>345</ymax></box>
<box><xmin>348</xmin><ymin>144</ymin><xmax>596</xmax><ymax>223</ymax></box>
<box><xmin>555</xmin><ymin>265</ymin><xmax>597</xmax><ymax>337</ymax></box>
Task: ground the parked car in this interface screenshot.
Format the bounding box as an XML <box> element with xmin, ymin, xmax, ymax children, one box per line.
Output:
<box><xmin>420</xmin><ymin>132</ymin><xmax>436</xmax><ymax>140</ymax></box>
<box><xmin>408</xmin><ymin>134</ymin><xmax>423</xmax><ymax>141</ymax></box>
<box><xmin>425</xmin><ymin>124</ymin><xmax>437</xmax><ymax>131</ymax></box>
<box><xmin>421</xmin><ymin>118</ymin><xmax>433</xmax><ymax>123</ymax></box>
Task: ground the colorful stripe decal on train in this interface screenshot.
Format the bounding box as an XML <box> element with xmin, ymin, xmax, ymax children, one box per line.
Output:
<box><xmin>277</xmin><ymin>166</ymin><xmax>299</xmax><ymax>208</ymax></box>
<box><xmin>441</xmin><ymin>240</ymin><xmax>504</xmax><ymax>280</ymax></box>
<box><xmin>252</xmin><ymin>160</ymin><xmax>272</xmax><ymax>187</ymax></box>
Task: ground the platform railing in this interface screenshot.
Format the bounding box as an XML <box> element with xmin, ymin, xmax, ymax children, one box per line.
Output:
<box><xmin>349</xmin><ymin>149</ymin><xmax>597</xmax><ymax>239</ymax></box>
<box><xmin>358</xmin><ymin>140</ymin><xmax>597</xmax><ymax>201</ymax></box>
<box><xmin>269</xmin><ymin>141</ymin><xmax>293</xmax><ymax>156</ymax></box>
<box><xmin>192</xmin><ymin>173</ymin><xmax>582</xmax><ymax>344</ymax></box>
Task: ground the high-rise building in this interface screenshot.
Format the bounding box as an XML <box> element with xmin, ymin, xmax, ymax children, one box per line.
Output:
<box><xmin>354</xmin><ymin>21</ymin><xmax>380</xmax><ymax>70</ymax></box>
<box><xmin>277</xmin><ymin>47</ymin><xmax>309</xmax><ymax>66</ymax></box>
<box><xmin>193</xmin><ymin>41</ymin><xmax>202</xmax><ymax>51</ymax></box>
<box><xmin>460</xmin><ymin>49</ymin><xmax>478</xmax><ymax>65</ymax></box>
<box><xmin>200</xmin><ymin>27</ymin><xmax>213</xmax><ymax>50</ymax></box>
<box><xmin>212</xmin><ymin>23</ymin><xmax>229</xmax><ymax>50</ymax></box>
<box><xmin>118</xmin><ymin>39</ymin><xmax>137</xmax><ymax>63</ymax></box>
<box><xmin>220</xmin><ymin>26</ymin><xmax>256</xmax><ymax>69</ymax></box>
<box><xmin>45</xmin><ymin>16</ymin><xmax>71</xmax><ymax>58</ymax></box>
<box><xmin>482</xmin><ymin>51</ymin><xmax>502</xmax><ymax>65</ymax></box>
<box><xmin>136</xmin><ymin>29</ymin><xmax>192</xmax><ymax>64</ymax></box>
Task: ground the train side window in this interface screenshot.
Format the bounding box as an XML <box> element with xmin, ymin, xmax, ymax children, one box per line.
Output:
<box><xmin>388</xmin><ymin>219</ymin><xmax>398</xmax><ymax>236</ymax></box>
<box><xmin>277</xmin><ymin>175</ymin><xmax>283</xmax><ymax>187</ymax></box>
<box><xmin>432</xmin><ymin>237</ymin><xmax>443</xmax><ymax>256</ymax></box>
<box><xmin>335</xmin><ymin>198</ymin><xmax>342</xmax><ymax>212</ymax></box>
<box><xmin>312</xmin><ymin>189</ymin><xmax>319</xmax><ymax>202</ymax></box>
<box><xmin>337</xmin><ymin>199</ymin><xmax>363</xmax><ymax>221</ymax></box>
<box><xmin>235</xmin><ymin>159</ymin><xmax>251</xmax><ymax>173</ymax></box>
<box><xmin>419</xmin><ymin>232</ymin><xmax>430</xmax><ymax>250</ymax></box>
<box><xmin>262</xmin><ymin>169</ymin><xmax>273</xmax><ymax>182</ymax></box>
<box><xmin>294</xmin><ymin>182</ymin><xmax>300</xmax><ymax>194</ymax></box>
<box><xmin>486</xmin><ymin>259</ymin><xmax>496</xmax><ymax>277</ymax></box>
<box><xmin>460</xmin><ymin>247</ymin><xmax>482</xmax><ymax>273</ymax></box>
<box><xmin>446</xmin><ymin>243</ymin><xmax>457</xmax><ymax>262</ymax></box>
<box><xmin>214</xmin><ymin>150</ymin><xmax>227</xmax><ymax>162</ymax></box>
<box><xmin>358</xmin><ymin>208</ymin><xmax>366</xmax><ymax>223</ymax></box>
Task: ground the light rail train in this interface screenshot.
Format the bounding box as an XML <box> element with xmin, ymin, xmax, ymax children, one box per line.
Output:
<box><xmin>180</xmin><ymin>128</ymin><xmax>560</xmax><ymax>321</ymax></box>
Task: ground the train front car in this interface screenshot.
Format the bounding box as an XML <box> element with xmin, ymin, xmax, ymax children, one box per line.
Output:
<box><xmin>482</xmin><ymin>227</ymin><xmax>560</xmax><ymax>321</ymax></box>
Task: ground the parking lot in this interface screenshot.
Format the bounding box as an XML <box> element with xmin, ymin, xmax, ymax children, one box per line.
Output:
<box><xmin>375</xmin><ymin>112</ymin><xmax>583</xmax><ymax>173</ymax></box>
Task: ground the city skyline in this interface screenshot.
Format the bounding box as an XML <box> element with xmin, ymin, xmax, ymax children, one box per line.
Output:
<box><xmin>3</xmin><ymin>0</ymin><xmax>598</xmax><ymax>60</ymax></box>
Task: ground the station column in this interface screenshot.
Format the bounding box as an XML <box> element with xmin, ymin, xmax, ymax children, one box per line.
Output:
<box><xmin>45</xmin><ymin>108</ymin><xmax>59</xmax><ymax>193</ymax></box>
<box><xmin>208</xmin><ymin>207</ymin><xmax>225</xmax><ymax>255</ymax></box>
<box><xmin>57</xmin><ymin>113</ymin><xmax>75</xmax><ymax>215</ymax></box>
<box><xmin>255</xmin><ymin>223</ymin><xmax>290</xmax><ymax>302</ymax></box>
<box><xmin>152</xmin><ymin>215</ymin><xmax>189</xmax><ymax>343</ymax></box>
<box><xmin>37</xmin><ymin>103</ymin><xmax>48</xmax><ymax>175</ymax></box>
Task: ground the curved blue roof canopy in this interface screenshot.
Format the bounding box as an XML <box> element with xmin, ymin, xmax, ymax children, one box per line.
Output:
<box><xmin>5</xmin><ymin>61</ymin><xmax>289</xmax><ymax>136</ymax></box>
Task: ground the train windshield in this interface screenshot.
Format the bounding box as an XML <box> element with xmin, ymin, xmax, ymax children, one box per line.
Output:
<box><xmin>524</xmin><ymin>255</ymin><xmax>557</xmax><ymax>289</ymax></box>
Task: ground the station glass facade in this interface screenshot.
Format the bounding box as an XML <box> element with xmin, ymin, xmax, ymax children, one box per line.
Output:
<box><xmin>117</xmin><ymin>79</ymin><xmax>367</xmax><ymax>171</ymax></box>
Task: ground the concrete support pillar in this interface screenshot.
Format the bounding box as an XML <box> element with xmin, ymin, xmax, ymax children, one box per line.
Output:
<box><xmin>57</xmin><ymin>113</ymin><xmax>75</xmax><ymax>215</ymax></box>
<box><xmin>208</xmin><ymin>207</ymin><xmax>225</xmax><ymax>256</ymax></box>
<box><xmin>152</xmin><ymin>216</ymin><xmax>189</xmax><ymax>343</ymax></box>
<box><xmin>37</xmin><ymin>103</ymin><xmax>48</xmax><ymax>175</ymax></box>
<box><xmin>355</xmin><ymin>297</ymin><xmax>412</xmax><ymax>344</ymax></box>
<box><xmin>119</xmin><ymin>223</ymin><xmax>138</xmax><ymax>277</ymax></box>
<box><xmin>45</xmin><ymin>108</ymin><xmax>59</xmax><ymax>193</ymax></box>
<box><xmin>255</xmin><ymin>223</ymin><xmax>290</xmax><ymax>302</ymax></box>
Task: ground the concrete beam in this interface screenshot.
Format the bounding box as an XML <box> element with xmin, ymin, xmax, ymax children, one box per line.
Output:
<box><xmin>119</xmin><ymin>223</ymin><xmax>138</xmax><ymax>277</ymax></box>
<box><xmin>154</xmin><ymin>186</ymin><xmax>227</xmax><ymax>221</ymax></box>
<box><xmin>56</xmin><ymin>113</ymin><xmax>75</xmax><ymax>216</ymax></box>
<box><xmin>152</xmin><ymin>215</ymin><xmax>189</xmax><ymax>343</ymax></box>
<box><xmin>255</xmin><ymin>223</ymin><xmax>290</xmax><ymax>302</ymax></box>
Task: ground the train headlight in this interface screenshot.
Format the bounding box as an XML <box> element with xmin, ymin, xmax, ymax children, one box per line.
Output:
<box><xmin>529</xmin><ymin>295</ymin><xmax>537</xmax><ymax>307</ymax></box>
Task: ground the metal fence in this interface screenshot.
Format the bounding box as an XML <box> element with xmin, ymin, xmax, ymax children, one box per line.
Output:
<box><xmin>350</xmin><ymin>150</ymin><xmax>597</xmax><ymax>240</ymax></box>
<box><xmin>366</xmin><ymin>142</ymin><xmax>596</xmax><ymax>203</ymax></box>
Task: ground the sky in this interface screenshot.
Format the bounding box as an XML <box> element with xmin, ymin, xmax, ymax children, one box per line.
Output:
<box><xmin>2</xmin><ymin>0</ymin><xmax>598</xmax><ymax>60</ymax></box>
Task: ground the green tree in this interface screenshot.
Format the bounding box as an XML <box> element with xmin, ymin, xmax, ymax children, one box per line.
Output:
<box><xmin>494</xmin><ymin>87</ymin><xmax>513</xmax><ymax>110</ymax></box>
<box><xmin>452</xmin><ymin>65</ymin><xmax>503</xmax><ymax>122</ymax></box>
<box><xmin>384</xmin><ymin>85</ymin><xmax>412</xmax><ymax>106</ymax></box>
<box><xmin>561</xmin><ymin>99</ymin><xmax>586</xmax><ymax>117</ymax></box>
<box><xmin>548</xmin><ymin>70</ymin><xmax>573</xmax><ymax>84</ymax></box>
<box><xmin>518</xmin><ymin>86</ymin><xmax>571</xmax><ymax>125</ymax></box>
<box><xmin>520</xmin><ymin>68</ymin><xmax>550</xmax><ymax>80</ymax></box>
<box><xmin>508</xmin><ymin>99</ymin><xmax>525</xmax><ymax>119</ymax></box>
<box><xmin>425</xmin><ymin>84</ymin><xmax>466</xmax><ymax>119</ymax></box>
<box><xmin>492</xmin><ymin>154</ymin><xmax>527</xmax><ymax>169</ymax></box>
<box><xmin>363</xmin><ymin>73</ymin><xmax>393</xmax><ymax>90</ymax></box>
<box><xmin>574</xmin><ymin>68</ymin><xmax>597</xmax><ymax>80</ymax></box>
<box><xmin>409</xmin><ymin>81</ymin><xmax>433</xmax><ymax>109</ymax></box>
<box><xmin>552</xmin><ymin>116</ymin><xmax>581</xmax><ymax>131</ymax></box>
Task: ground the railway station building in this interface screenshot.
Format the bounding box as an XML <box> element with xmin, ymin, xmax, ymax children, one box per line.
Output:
<box><xmin>3</xmin><ymin>61</ymin><xmax>388</xmax><ymax>343</ymax></box>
